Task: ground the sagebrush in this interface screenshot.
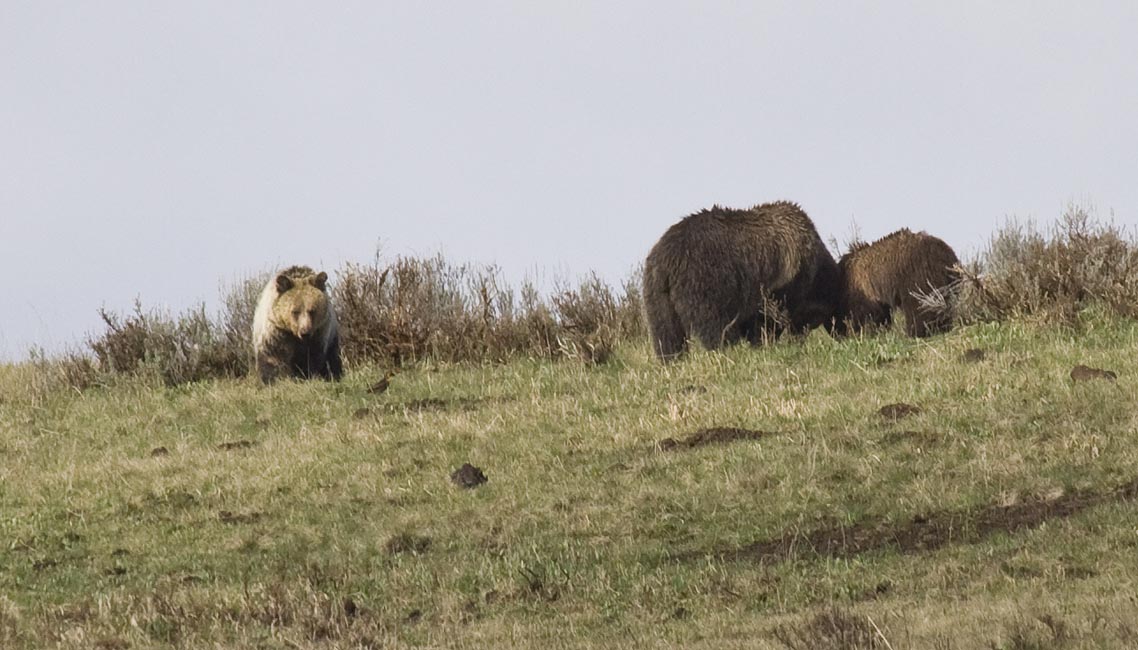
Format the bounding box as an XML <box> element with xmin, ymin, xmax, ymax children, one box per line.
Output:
<box><xmin>957</xmin><ymin>205</ymin><xmax>1138</xmax><ymax>324</ymax></box>
<box><xmin>44</xmin><ymin>207</ymin><xmax>1138</xmax><ymax>387</ymax></box>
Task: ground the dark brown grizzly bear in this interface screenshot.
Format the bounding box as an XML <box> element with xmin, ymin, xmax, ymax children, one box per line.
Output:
<box><xmin>643</xmin><ymin>201</ymin><xmax>840</xmax><ymax>361</ymax></box>
<box><xmin>834</xmin><ymin>229</ymin><xmax>962</xmax><ymax>338</ymax></box>
<box><xmin>251</xmin><ymin>265</ymin><xmax>343</xmax><ymax>383</ymax></box>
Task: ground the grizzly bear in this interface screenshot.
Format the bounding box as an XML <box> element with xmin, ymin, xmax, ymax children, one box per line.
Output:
<box><xmin>643</xmin><ymin>201</ymin><xmax>840</xmax><ymax>361</ymax></box>
<box><xmin>834</xmin><ymin>229</ymin><xmax>961</xmax><ymax>338</ymax></box>
<box><xmin>251</xmin><ymin>266</ymin><xmax>343</xmax><ymax>383</ymax></box>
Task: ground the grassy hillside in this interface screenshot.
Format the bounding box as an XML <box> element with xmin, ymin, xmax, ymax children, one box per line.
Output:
<box><xmin>2</xmin><ymin>314</ymin><xmax>1137</xmax><ymax>649</ymax></box>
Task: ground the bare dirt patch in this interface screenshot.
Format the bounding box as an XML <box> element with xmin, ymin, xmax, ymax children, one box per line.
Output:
<box><xmin>385</xmin><ymin>532</ymin><xmax>431</xmax><ymax>555</ymax></box>
<box><xmin>218</xmin><ymin>510</ymin><xmax>262</xmax><ymax>524</ymax></box>
<box><xmin>880</xmin><ymin>430</ymin><xmax>945</xmax><ymax>446</ymax></box>
<box><xmin>877</xmin><ymin>403</ymin><xmax>921</xmax><ymax>420</ymax></box>
<box><xmin>217</xmin><ymin>440</ymin><xmax>256</xmax><ymax>451</ymax></box>
<box><xmin>1070</xmin><ymin>364</ymin><xmax>1117</xmax><ymax>382</ymax></box>
<box><xmin>451</xmin><ymin>463</ymin><xmax>488</xmax><ymax>488</ymax></box>
<box><xmin>388</xmin><ymin>397</ymin><xmax>489</xmax><ymax>413</ymax></box>
<box><xmin>658</xmin><ymin>427</ymin><xmax>769</xmax><ymax>451</ymax></box>
<box><xmin>94</xmin><ymin>638</ymin><xmax>130</xmax><ymax>650</ymax></box>
<box><xmin>691</xmin><ymin>478</ymin><xmax>1138</xmax><ymax>564</ymax></box>
<box><xmin>962</xmin><ymin>348</ymin><xmax>987</xmax><ymax>363</ymax></box>
<box><xmin>408</xmin><ymin>397</ymin><xmax>449</xmax><ymax>411</ymax></box>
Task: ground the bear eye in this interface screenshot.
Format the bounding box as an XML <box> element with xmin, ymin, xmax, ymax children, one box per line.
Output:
<box><xmin>292</xmin><ymin>309</ymin><xmax>302</xmax><ymax>317</ymax></box>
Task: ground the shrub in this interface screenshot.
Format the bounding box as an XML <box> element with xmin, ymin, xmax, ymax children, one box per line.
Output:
<box><xmin>59</xmin><ymin>256</ymin><xmax>642</xmax><ymax>388</ymax></box>
<box><xmin>87</xmin><ymin>301</ymin><xmax>249</xmax><ymax>387</ymax></box>
<box><xmin>551</xmin><ymin>273</ymin><xmax>623</xmax><ymax>365</ymax></box>
<box><xmin>617</xmin><ymin>265</ymin><xmax>647</xmax><ymax>341</ymax></box>
<box><xmin>21</xmin><ymin>347</ymin><xmax>99</xmax><ymax>402</ymax></box>
<box><xmin>332</xmin><ymin>254</ymin><xmax>637</xmax><ymax>367</ymax></box>
<box><xmin>219</xmin><ymin>273</ymin><xmax>269</xmax><ymax>370</ymax></box>
<box><xmin>332</xmin><ymin>254</ymin><xmax>492</xmax><ymax>366</ymax></box>
<box><xmin>72</xmin><ymin>274</ymin><xmax>266</xmax><ymax>387</ymax></box>
<box><xmin>56</xmin><ymin>205</ymin><xmax>1138</xmax><ymax>389</ymax></box>
<box><xmin>958</xmin><ymin>206</ymin><xmax>1138</xmax><ymax>325</ymax></box>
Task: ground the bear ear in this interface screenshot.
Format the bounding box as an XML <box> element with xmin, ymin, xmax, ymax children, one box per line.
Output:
<box><xmin>313</xmin><ymin>272</ymin><xmax>328</xmax><ymax>291</ymax></box>
<box><xmin>275</xmin><ymin>274</ymin><xmax>294</xmax><ymax>293</ymax></box>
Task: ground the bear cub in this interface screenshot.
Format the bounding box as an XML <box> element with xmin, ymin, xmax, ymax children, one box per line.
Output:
<box><xmin>835</xmin><ymin>229</ymin><xmax>961</xmax><ymax>338</ymax></box>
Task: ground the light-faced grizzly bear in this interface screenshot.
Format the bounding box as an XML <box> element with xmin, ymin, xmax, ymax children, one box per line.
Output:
<box><xmin>251</xmin><ymin>266</ymin><xmax>343</xmax><ymax>384</ymax></box>
<box><xmin>643</xmin><ymin>201</ymin><xmax>840</xmax><ymax>361</ymax></box>
<box><xmin>834</xmin><ymin>229</ymin><xmax>962</xmax><ymax>338</ymax></box>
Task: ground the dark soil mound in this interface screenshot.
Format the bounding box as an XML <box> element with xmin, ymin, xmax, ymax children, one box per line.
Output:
<box><xmin>877</xmin><ymin>403</ymin><xmax>921</xmax><ymax>420</ymax></box>
<box><xmin>659</xmin><ymin>427</ymin><xmax>769</xmax><ymax>451</ymax></box>
<box><xmin>389</xmin><ymin>397</ymin><xmax>487</xmax><ymax>413</ymax></box>
<box><xmin>880</xmin><ymin>430</ymin><xmax>945</xmax><ymax>446</ymax></box>
<box><xmin>451</xmin><ymin>463</ymin><xmax>488</xmax><ymax>488</ymax></box>
<box><xmin>1070</xmin><ymin>364</ymin><xmax>1117</xmax><ymax>382</ymax></box>
<box><xmin>217</xmin><ymin>440</ymin><xmax>255</xmax><ymax>451</ymax></box>
<box><xmin>218</xmin><ymin>510</ymin><xmax>262</xmax><ymax>525</ymax></box>
<box><xmin>385</xmin><ymin>532</ymin><xmax>431</xmax><ymax>555</ymax></box>
<box><xmin>962</xmin><ymin>348</ymin><xmax>986</xmax><ymax>363</ymax></box>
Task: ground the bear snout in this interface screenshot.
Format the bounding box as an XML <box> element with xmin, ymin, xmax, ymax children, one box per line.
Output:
<box><xmin>294</xmin><ymin>315</ymin><xmax>314</xmax><ymax>338</ymax></box>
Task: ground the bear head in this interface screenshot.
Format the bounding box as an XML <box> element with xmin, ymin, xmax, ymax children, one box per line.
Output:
<box><xmin>271</xmin><ymin>271</ymin><xmax>331</xmax><ymax>340</ymax></box>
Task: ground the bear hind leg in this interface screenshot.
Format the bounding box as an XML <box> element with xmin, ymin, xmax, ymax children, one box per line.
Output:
<box><xmin>690</xmin><ymin>310</ymin><xmax>748</xmax><ymax>351</ymax></box>
<box><xmin>647</xmin><ymin>294</ymin><xmax>688</xmax><ymax>361</ymax></box>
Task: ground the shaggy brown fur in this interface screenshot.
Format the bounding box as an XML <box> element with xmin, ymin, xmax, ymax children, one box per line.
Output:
<box><xmin>835</xmin><ymin>229</ymin><xmax>961</xmax><ymax>337</ymax></box>
<box><xmin>643</xmin><ymin>201</ymin><xmax>840</xmax><ymax>361</ymax></box>
<box><xmin>252</xmin><ymin>265</ymin><xmax>343</xmax><ymax>383</ymax></box>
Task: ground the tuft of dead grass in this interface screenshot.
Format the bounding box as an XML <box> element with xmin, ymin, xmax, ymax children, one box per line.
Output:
<box><xmin>773</xmin><ymin>607</ymin><xmax>888</xmax><ymax>650</ymax></box>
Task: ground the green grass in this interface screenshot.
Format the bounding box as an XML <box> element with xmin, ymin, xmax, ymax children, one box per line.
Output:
<box><xmin>3</xmin><ymin>316</ymin><xmax>1138</xmax><ymax>649</ymax></box>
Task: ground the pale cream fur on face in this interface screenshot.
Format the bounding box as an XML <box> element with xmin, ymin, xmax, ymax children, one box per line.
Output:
<box><xmin>272</xmin><ymin>285</ymin><xmax>328</xmax><ymax>338</ymax></box>
<box><xmin>252</xmin><ymin>270</ymin><xmax>338</xmax><ymax>354</ymax></box>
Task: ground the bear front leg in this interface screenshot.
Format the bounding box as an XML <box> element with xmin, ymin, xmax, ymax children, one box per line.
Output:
<box><xmin>326</xmin><ymin>334</ymin><xmax>343</xmax><ymax>381</ymax></box>
<box><xmin>257</xmin><ymin>352</ymin><xmax>284</xmax><ymax>384</ymax></box>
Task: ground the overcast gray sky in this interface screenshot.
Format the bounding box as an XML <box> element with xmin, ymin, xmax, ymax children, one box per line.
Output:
<box><xmin>3</xmin><ymin>2</ymin><xmax>1137</xmax><ymax>359</ymax></box>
